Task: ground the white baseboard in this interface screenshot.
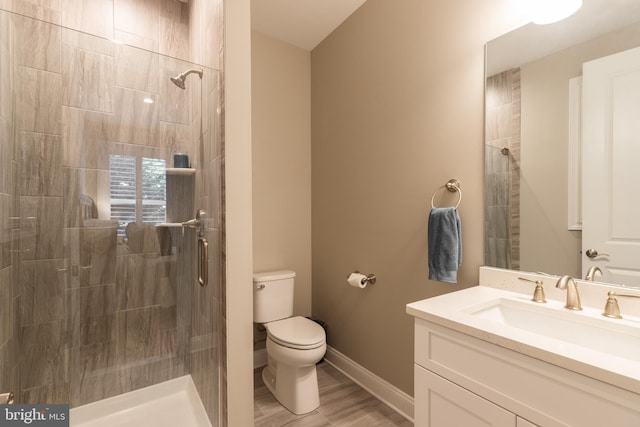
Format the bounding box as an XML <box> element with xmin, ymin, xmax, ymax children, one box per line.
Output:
<box><xmin>252</xmin><ymin>345</ymin><xmax>414</xmax><ymax>423</ymax></box>
<box><xmin>324</xmin><ymin>346</ymin><xmax>414</xmax><ymax>423</ymax></box>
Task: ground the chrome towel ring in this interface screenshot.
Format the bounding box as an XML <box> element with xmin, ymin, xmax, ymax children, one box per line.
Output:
<box><xmin>431</xmin><ymin>179</ymin><xmax>462</xmax><ymax>209</ymax></box>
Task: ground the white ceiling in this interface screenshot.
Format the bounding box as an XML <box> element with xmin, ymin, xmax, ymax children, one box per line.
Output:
<box><xmin>250</xmin><ymin>0</ymin><xmax>368</xmax><ymax>51</ymax></box>
<box><xmin>487</xmin><ymin>0</ymin><xmax>640</xmax><ymax>75</ymax></box>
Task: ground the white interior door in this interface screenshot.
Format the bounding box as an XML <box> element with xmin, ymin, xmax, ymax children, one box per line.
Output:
<box><xmin>582</xmin><ymin>46</ymin><xmax>640</xmax><ymax>286</ymax></box>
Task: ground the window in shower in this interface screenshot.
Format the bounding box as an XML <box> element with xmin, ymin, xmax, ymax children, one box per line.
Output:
<box><xmin>109</xmin><ymin>154</ymin><xmax>167</xmax><ymax>236</ymax></box>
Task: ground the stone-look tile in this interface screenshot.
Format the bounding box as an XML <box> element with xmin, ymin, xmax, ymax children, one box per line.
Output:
<box><xmin>0</xmin><ymin>121</ymin><xmax>12</xmax><ymax>194</ymax></box>
<box><xmin>0</xmin><ymin>192</ymin><xmax>14</xmax><ymax>270</ymax></box>
<box><xmin>0</xmin><ymin>334</ymin><xmax>20</xmax><ymax>405</ymax></box>
<box><xmin>61</xmin><ymin>26</ymin><xmax>114</xmax><ymax>57</ymax></box>
<box><xmin>60</xmin><ymin>0</ymin><xmax>113</xmax><ymax>40</ymax></box>
<box><xmin>160</xmin><ymin>121</ymin><xmax>191</xmax><ymax>164</ymax></box>
<box><xmin>115</xmin><ymin>43</ymin><xmax>160</xmax><ymax>93</ymax></box>
<box><xmin>19</xmin><ymin>132</ymin><xmax>63</xmax><ymax>196</ymax></box>
<box><xmin>191</xmin><ymin>346</ymin><xmax>218</xmax><ymax>422</ymax></box>
<box><xmin>115</xmin><ymin>306</ymin><xmax>176</xmax><ymax>364</ymax></box>
<box><xmin>63</xmin><ymin>168</ymin><xmax>108</xmax><ymax>227</ymax></box>
<box><xmin>7</xmin><ymin>0</ymin><xmax>61</xmax><ymax>24</ymax></box>
<box><xmin>206</xmin><ymin>72</ymin><xmax>224</xmax><ymax>160</ymax></box>
<box><xmin>203</xmin><ymin>228</ymin><xmax>221</xmax><ymax>302</ymax></box>
<box><xmin>16</xmin><ymin>66</ymin><xmax>62</xmax><ymax>134</ymax></box>
<box><xmin>0</xmin><ymin>12</ymin><xmax>11</xmax><ymax>122</ymax></box>
<box><xmin>0</xmin><ymin>266</ymin><xmax>15</xmax><ymax>346</ymax></box>
<box><xmin>63</xmin><ymin>44</ymin><xmax>115</xmax><ymax>113</ymax></box>
<box><xmin>122</xmin><ymin>223</ymin><xmax>165</xmax><ymax>254</ymax></box>
<box><xmin>20</xmin><ymin>259</ymin><xmax>65</xmax><ymax>325</ymax></box>
<box><xmin>19</xmin><ymin>196</ymin><xmax>64</xmax><ymax>260</ymax></box>
<box><xmin>67</xmin><ymin>284</ymin><xmax>117</xmax><ymax>347</ymax></box>
<box><xmin>21</xmin><ymin>320</ymin><xmax>67</xmax><ymax>390</ymax></box>
<box><xmin>204</xmin><ymin>157</ymin><xmax>223</xmax><ymax>229</ymax></box>
<box><xmin>116</xmin><ymin>253</ymin><xmax>166</xmax><ymax>310</ymax></box>
<box><xmin>159</xmin><ymin>58</ymin><xmax>190</xmax><ymax>125</ymax></box>
<box><xmin>70</xmin><ymin>352</ymin><xmax>185</xmax><ymax>407</ymax></box>
<box><xmin>21</xmin><ymin>382</ymin><xmax>70</xmax><ymax>405</ymax></box>
<box><xmin>166</xmin><ymin>174</ymin><xmax>194</xmax><ymax>224</ymax></box>
<box><xmin>69</xmin><ymin>341</ymin><xmax>118</xmax><ymax>377</ymax></box>
<box><xmin>62</xmin><ymin>107</ymin><xmax>115</xmax><ymax>170</ymax></box>
<box><xmin>80</xmin><ymin>226</ymin><xmax>118</xmax><ymax>286</ymax></box>
<box><xmin>112</xmin><ymin>87</ymin><xmax>159</xmax><ymax>145</ymax></box>
<box><xmin>159</xmin><ymin>0</ymin><xmax>189</xmax><ymax>62</ymax></box>
<box><xmin>13</xmin><ymin>14</ymin><xmax>61</xmax><ymax>72</ymax></box>
<box><xmin>114</xmin><ymin>0</ymin><xmax>160</xmax><ymax>46</ymax></box>
<box><xmin>64</xmin><ymin>286</ymin><xmax>109</xmax><ymax>349</ymax></box>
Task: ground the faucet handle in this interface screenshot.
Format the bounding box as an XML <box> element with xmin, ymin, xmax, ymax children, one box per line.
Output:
<box><xmin>602</xmin><ymin>291</ymin><xmax>640</xmax><ymax>319</ymax></box>
<box><xmin>518</xmin><ymin>277</ymin><xmax>547</xmax><ymax>303</ymax></box>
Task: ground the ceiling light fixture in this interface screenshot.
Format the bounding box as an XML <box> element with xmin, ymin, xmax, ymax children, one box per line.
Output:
<box><xmin>529</xmin><ymin>0</ymin><xmax>583</xmax><ymax>25</ymax></box>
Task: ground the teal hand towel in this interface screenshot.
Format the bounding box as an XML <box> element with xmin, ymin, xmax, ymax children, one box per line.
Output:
<box><xmin>428</xmin><ymin>207</ymin><xmax>462</xmax><ymax>283</ymax></box>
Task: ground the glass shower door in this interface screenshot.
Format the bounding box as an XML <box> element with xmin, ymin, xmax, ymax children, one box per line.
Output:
<box><xmin>0</xmin><ymin>8</ymin><xmax>223</xmax><ymax>425</ymax></box>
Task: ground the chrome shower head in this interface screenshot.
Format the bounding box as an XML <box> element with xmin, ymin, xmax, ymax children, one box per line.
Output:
<box><xmin>170</xmin><ymin>68</ymin><xmax>203</xmax><ymax>89</ymax></box>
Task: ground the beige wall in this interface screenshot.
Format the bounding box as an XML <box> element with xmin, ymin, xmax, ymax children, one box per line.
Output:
<box><xmin>251</xmin><ymin>32</ymin><xmax>312</xmax><ymax>317</ymax></box>
<box><xmin>225</xmin><ymin>0</ymin><xmax>254</xmax><ymax>425</ymax></box>
<box><xmin>520</xmin><ymin>21</ymin><xmax>640</xmax><ymax>278</ymax></box>
<box><xmin>310</xmin><ymin>0</ymin><xmax>526</xmax><ymax>396</ymax></box>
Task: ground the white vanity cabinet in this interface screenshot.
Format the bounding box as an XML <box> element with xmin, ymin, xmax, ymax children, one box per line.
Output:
<box><xmin>412</xmin><ymin>318</ymin><xmax>640</xmax><ymax>427</ymax></box>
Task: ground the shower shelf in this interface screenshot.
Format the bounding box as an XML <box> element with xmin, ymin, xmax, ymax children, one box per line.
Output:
<box><xmin>166</xmin><ymin>168</ymin><xmax>196</xmax><ymax>176</ymax></box>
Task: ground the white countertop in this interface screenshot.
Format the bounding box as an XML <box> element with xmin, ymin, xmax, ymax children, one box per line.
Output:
<box><xmin>406</xmin><ymin>267</ymin><xmax>640</xmax><ymax>395</ymax></box>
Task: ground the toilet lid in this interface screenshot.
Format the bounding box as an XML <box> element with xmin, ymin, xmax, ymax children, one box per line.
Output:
<box><xmin>266</xmin><ymin>316</ymin><xmax>326</xmax><ymax>349</ymax></box>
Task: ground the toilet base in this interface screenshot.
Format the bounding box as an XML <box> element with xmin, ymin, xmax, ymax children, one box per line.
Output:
<box><xmin>261</xmin><ymin>359</ymin><xmax>320</xmax><ymax>415</ymax></box>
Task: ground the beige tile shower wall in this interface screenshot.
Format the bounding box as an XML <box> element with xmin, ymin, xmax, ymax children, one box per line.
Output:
<box><xmin>485</xmin><ymin>69</ymin><xmax>521</xmax><ymax>270</ymax></box>
<box><xmin>2</xmin><ymin>3</ymin><xmax>201</xmax><ymax>406</ymax></box>
<box><xmin>188</xmin><ymin>1</ymin><xmax>225</xmax><ymax>424</ymax></box>
<box><xmin>2</xmin><ymin>0</ymin><xmax>190</xmax><ymax>61</ymax></box>
<box><xmin>0</xmin><ymin>9</ymin><xmax>19</xmax><ymax>403</ymax></box>
<box><xmin>311</xmin><ymin>0</ymin><xmax>527</xmax><ymax>396</ymax></box>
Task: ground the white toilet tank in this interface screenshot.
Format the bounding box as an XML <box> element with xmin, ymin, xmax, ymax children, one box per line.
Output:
<box><xmin>253</xmin><ymin>270</ymin><xmax>296</xmax><ymax>323</ymax></box>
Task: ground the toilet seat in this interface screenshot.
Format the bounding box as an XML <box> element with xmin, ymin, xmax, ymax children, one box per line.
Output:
<box><xmin>266</xmin><ymin>316</ymin><xmax>325</xmax><ymax>350</ymax></box>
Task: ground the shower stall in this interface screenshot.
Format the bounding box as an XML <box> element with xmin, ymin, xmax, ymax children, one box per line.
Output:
<box><xmin>0</xmin><ymin>2</ymin><xmax>225</xmax><ymax>426</ymax></box>
<box><xmin>485</xmin><ymin>68</ymin><xmax>521</xmax><ymax>270</ymax></box>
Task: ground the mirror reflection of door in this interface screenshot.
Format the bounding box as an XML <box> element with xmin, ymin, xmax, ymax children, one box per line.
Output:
<box><xmin>582</xmin><ymin>46</ymin><xmax>640</xmax><ymax>286</ymax></box>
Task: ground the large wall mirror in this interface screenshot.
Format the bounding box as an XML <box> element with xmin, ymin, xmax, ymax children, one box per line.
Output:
<box><xmin>484</xmin><ymin>0</ymin><xmax>640</xmax><ymax>289</ymax></box>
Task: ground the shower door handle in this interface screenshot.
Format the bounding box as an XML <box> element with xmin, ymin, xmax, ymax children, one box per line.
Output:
<box><xmin>198</xmin><ymin>237</ymin><xmax>208</xmax><ymax>287</ymax></box>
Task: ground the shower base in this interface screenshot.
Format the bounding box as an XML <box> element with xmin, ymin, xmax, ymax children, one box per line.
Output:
<box><xmin>70</xmin><ymin>375</ymin><xmax>212</xmax><ymax>427</ymax></box>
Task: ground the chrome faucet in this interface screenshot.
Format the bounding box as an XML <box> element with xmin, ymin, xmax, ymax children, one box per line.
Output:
<box><xmin>555</xmin><ymin>275</ymin><xmax>582</xmax><ymax>310</ymax></box>
<box><xmin>584</xmin><ymin>266</ymin><xmax>603</xmax><ymax>281</ymax></box>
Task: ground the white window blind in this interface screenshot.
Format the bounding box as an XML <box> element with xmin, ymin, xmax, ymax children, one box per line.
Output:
<box><xmin>109</xmin><ymin>155</ymin><xmax>166</xmax><ymax>237</ymax></box>
<box><xmin>142</xmin><ymin>157</ymin><xmax>166</xmax><ymax>224</ymax></box>
<box><xmin>110</xmin><ymin>155</ymin><xmax>137</xmax><ymax>236</ymax></box>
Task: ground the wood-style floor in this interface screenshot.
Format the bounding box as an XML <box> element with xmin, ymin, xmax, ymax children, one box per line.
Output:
<box><xmin>254</xmin><ymin>362</ymin><xmax>413</xmax><ymax>427</ymax></box>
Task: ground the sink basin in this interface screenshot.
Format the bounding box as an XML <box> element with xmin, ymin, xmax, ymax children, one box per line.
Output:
<box><xmin>464</xmin><ymin>298</ymin><xmax>640</xmax><ymax>362</ymax></box>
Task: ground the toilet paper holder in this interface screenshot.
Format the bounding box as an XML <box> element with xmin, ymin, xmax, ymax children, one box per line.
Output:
<box><xmin>347</xmin><ymin>271</ymin><xmax>377</xmax><ymax>285</ymax></box>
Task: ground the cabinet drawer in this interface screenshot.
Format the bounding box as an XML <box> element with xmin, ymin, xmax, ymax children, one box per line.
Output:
<box><xmin>415</xmin><ymin>365</ymin><xmax>516</xmax><ymax>427</ymax></box>
<box><xmin>414</xmin><ymin>318</ymin><xmax>640</xmax><ymax>426</ymax></box>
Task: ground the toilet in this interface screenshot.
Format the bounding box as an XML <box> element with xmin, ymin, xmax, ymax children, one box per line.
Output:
<box><xmin>253</xmin><ymin>270</ymin><xmax>327</xmax><ymax>415</ymax></box>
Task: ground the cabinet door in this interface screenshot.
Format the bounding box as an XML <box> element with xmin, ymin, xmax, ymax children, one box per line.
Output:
<box><xmin>415</xmin><ymin>365</ymin><xmax>516</xmax><ymax>427</ymax></box>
